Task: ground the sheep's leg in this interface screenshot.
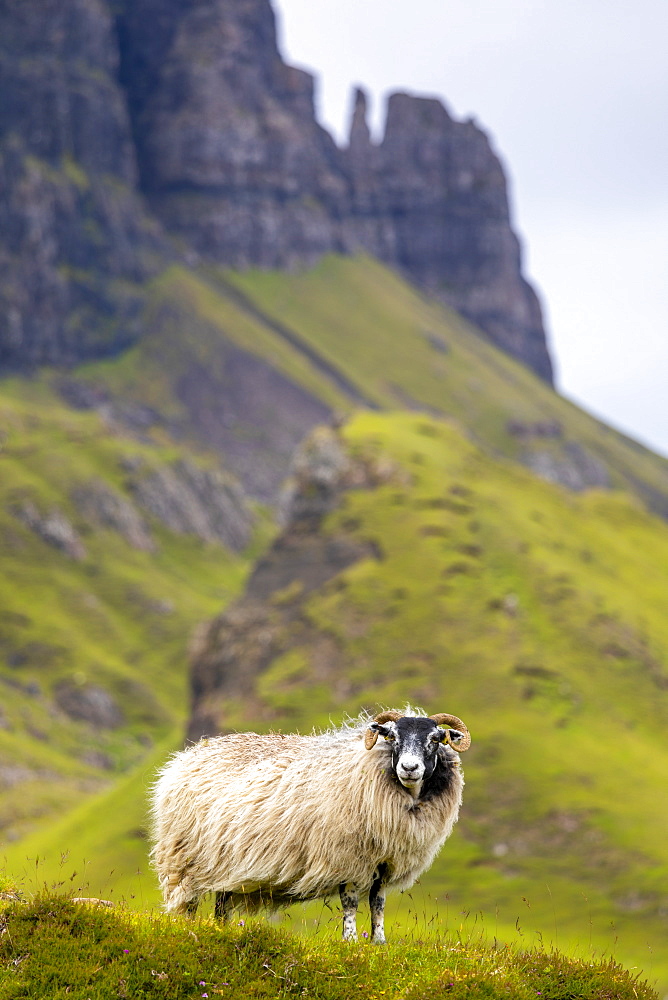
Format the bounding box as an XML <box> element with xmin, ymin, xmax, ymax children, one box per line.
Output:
<box><xmin>214</xmin><ymin>891</ymin><xmax>232</xmax><ymax>922</ymax></box>
<box><xmin>185</xmin><ymin>898</ymin><xmax>199</xmax><ymax>917</ymax></box>
<box><xmin>369</xmin><ymin>864</ymin><xmax>387</xmax><ymax>944</ymax></box>
<box><xmin>339</xmin><ymin>882</ymin><xmax>359</xmax><ymax>942</ymax></box>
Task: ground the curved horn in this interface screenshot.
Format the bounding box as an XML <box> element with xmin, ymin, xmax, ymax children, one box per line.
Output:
<box><xmin>429</xmin><ymin>713</ymin><xmax>471</xmax><ymax>752</ymax></box>
<box><xmin>373</xmin><ymin>710</ymin><xmax>404</xmax><ymax>725</ymax></box>
<box><xmin>364</xmin><ymin>710</ymin><xmax>404</xmax><ymax>749</ymax></box>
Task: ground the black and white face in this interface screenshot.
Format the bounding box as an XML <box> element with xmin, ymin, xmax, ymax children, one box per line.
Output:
<box><xmin>369</xmin><ymin>717</ymin><xmax>449</xmax><ymax>796</ymax></box>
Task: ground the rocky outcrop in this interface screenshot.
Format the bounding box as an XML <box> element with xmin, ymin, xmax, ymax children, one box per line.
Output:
<box><xmin>54</xmin><ymin>680</ymin><xmax>124</xmax><ymax>729</ymax></box>
<box><xmin>72</xmin><ymin>480</ymin><xmax>155</xmax><ymax>552</ymax></box>
<box><xmin>367</xmin><ymin>94</ymin><xmax>552</xmax><ymax>382</ymax></box>
<box><xmin>11</xmin><ymin>459</ymin><xmax>254</xmax><ymax>557</ymax></box>
<box><xmin>12</xmin><ymin>501</ymin><xmax>86</xmax><ymax>560</ymax></box>
<box><xmin>0</xmin><ymin>0</ymin><xmax>553</xmax><ymax>381</ymax></box>
<box><xmin>115</xmin><ymin>0</ymin><xmax>553</xmax><ymax>382</ymax></box>
<box><xmin>128</xmin><ymin>458</ymin><xmax>255</xmax><ymax>551</ymax></box>
<box><xmin>117</xmin><ymin>0</ymin><xmax>347</xmax><ymax>268</ymax></box>
<box><xmin>507</xmin><ymin>421</ymin><xmax>612</xmax><ymax>491</ymax></box>
<box><xmin>187</xmin><ymin>425</ymin><xmax>394</xmax><ymax>739</ymax></box>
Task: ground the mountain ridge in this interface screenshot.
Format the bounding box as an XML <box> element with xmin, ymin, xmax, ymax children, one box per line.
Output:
<box><xmin>1</xmin><ymin>0</ymin><xmax>552</xmax><ymax>382</ymax></box>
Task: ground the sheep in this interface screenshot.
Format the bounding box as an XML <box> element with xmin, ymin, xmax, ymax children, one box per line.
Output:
<box><xmin>150</xmin><ymin>706</ymin><xmax>471</xmax><ymax>943</ymax></box>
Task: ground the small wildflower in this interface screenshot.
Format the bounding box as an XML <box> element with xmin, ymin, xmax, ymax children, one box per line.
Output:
<box><xmin>362</xmin><ymin>932</ymin><xmax>369</xmax><ymax>938</ymax></box>
<box><xmin>123</xmin><ymin>949</ymin><xmax>129</xmax><ymax>954</ymax></box>
<box><xmin>238</xmin><ymin>919</ymin><xmax>245</xmax><ymax>927</ymax></box>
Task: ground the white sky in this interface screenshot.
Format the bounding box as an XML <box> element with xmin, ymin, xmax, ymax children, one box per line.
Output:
<box><xmin>273</xmin><ymin>0</ymin><xmax>668</xmax><ymax>459</ymax></box>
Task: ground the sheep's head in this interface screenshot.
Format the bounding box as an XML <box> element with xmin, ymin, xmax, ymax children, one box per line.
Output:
<box><xmin>364</xmin><ymin>710</ymin><xmax>471</xmax><ymax>797</ymax></box>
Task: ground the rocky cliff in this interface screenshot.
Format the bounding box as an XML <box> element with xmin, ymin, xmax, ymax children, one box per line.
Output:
<box><xmin>117</xmin><ymin>0</ymin><xmax>552</xmax><ymax>382</ymax></box>
<box><xmin>187</xmin><ymin>424</ymin><xmax>385</xmax><ymax>740</ymax></box>
<box><xmin>0</xmin><ymin>0</ymin><xmax>553</xmax><ymax>381</ymax></box>
<box><xmin>0</xmin><ymin>0</ymin><xmax>163</xmax><ymax>369</ymax></box>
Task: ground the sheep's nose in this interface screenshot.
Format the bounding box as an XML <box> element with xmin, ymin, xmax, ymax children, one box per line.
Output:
<box><xmin>402</xmin><ymin>761</ymin><xmax>420</xmax><ymax>773</ymax></box>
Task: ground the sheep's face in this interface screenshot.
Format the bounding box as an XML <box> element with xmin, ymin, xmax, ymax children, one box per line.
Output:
<box><xmin>369</xmin><ymin>716</ymin><xmax>451</xmax><ymax>797</ymax></box>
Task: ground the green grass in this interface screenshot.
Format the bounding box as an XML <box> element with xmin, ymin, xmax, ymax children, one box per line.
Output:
<box><xmin>0</xmin><ymin>894</ymin><xmax>657</xmax><ymax>999</ymax></box>
<box><xmin>1</xmin><ymin>733</ymin><xmax>178</xmax><ymax>910</ymax></box>
<box><xmin>74</xmin><ymin>256</ymin><xmax>668</xmax><ymax>516</ymax></box>
<box><xmin>15</xmin><ymin>411</ymin><xmax>666</xmax><ymax>988</ymax></box>
<box><xmin>0</xmin><ymin>377</ymin><xmax>270</xmax><ymax>841</ymax></box>
<box><xmin>3</xmin><ymin>409</ymin><xmax>667</xmax><ymax>989</ymax></box>
<box><xmin>225</xmin><ymin>256</ymin><xmax>668</xmax><ymax>506</ymax></box>
<box><xmin>171</xmin><ymin>411</ymin><xmax>668</xmax><ymax>993</ymax></box>
<box><xmin>2</xmin><ymin>259</ymin><xmax>668</xmax><ymax>994</ymax></box>
<box><xmin>79</xmin><ymin>265</ymin><xmax>351</xmax><ymax>420</ymax></box>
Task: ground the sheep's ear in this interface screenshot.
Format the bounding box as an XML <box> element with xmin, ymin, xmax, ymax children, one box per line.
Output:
<box><xmin>444</xmin><ymin>728</ymin><xmax>466</xmax><ymax>748</ymax></box>
<box><xmin>364</xmin><ymin>728</ymin><xmax>378</xmax><ymax>749</ymax></box>
<box><xmin>364</xmin><ymin>723</ymin><xmax>388</xmax><ymax>750</ymax></box>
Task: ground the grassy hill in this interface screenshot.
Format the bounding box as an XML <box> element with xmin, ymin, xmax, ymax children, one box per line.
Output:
<box><xmin>177</xmin><ymin>412</ymin><xmax>668</xmax><ymax>991</ymax></box>
<box><xmin>0</xmin><ymin>376</ymin><xmax>271</xmax><ymax>842</ymax></box>
<box><xmin>65</xmin><ymin>255</ymin><xmax>668</xmax><ymax>510</ymax></box>
<box><xmin>0</xmin><ymin>894</ymin><xmax>656</xmax><ymax>1000</ymax></box>
<box><xmin>6</xmin><ymin>411</ymin><xmax>668</xmax><ymax>991</ymax></box>
<box><xmin>1</xmin><ymin>257</ymin><xmax>668</xmax><ymax>993</ymax></box>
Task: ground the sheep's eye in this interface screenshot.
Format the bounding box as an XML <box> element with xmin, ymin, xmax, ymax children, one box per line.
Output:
<box><xmin>430</xmin><ymin>734</ymin><xmax>441</xmax><ymax>744</ymax></box>
<box><xmin>384</xmin><ymin>734</ymin><xmax>395</xmax><ymax>742</ymax></box>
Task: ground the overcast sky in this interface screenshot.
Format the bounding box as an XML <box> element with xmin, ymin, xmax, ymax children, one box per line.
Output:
<box><xmin>274</xmin><ymin>0</ymin><xmax>668</xmax><ymax>459</ymax></box>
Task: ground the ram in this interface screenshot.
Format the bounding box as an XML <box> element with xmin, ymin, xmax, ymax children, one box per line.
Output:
<box><xmin>150</xmin><ymin>707</ymin><xmax>470</xmax><ymax>942</ymax></box>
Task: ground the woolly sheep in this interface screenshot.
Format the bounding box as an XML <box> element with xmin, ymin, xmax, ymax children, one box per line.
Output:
<box><xmin>150</xmin><ymin>707</ymin><xmax>471</xmax><ymax>942</ymax></box>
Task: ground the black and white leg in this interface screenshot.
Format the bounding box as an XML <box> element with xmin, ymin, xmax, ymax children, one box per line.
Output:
<box><xmin>214</xmin><ymin>890</ymin><xmax>232</xmax><ymax>921</ymax></box>
<box><xmin>369</xmin><ymin>865</ymin><xmax>387</xmax><ymax>944</ymax></box>
<box><xmin>339</xmin><ymin>882</ymin><xmax>359</xmax><ymax>941</ymax></box>
<box><xmin>185</xmin><ymin>897</ymin><xmax>199</xmax><ymax>917</ymax></box>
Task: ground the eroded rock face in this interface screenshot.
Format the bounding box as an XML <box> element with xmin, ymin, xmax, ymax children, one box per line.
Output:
<box><xmin>12</xmin><ymin>501</ymin><xmax>87</xmax><ymax>560</ymax></box>
<box><xmin>54</xmin><ymin>681</ymin><xmax>124</xmax><ymax>729</ymax></box>
<box><xmin>72</xmin><ymin>480</ymin><xmax>155</xmax><ymax>552</ymax></box>
<box><xmin>1</xmin><ymin>0</ymin><xmax>136</xmax><ymax>180</ymax></box>
<box><xmin>187</xmin><ymin>426</ymin><xmax>401</xmax><ymax>740</ymax></box>
<box><xmin>128</xmin><ymin>459</ymin><xmax>255</xmax><ymax>551</ymax></box>
<box><xmin>117</xmin><ymin>0</ymin><xmax>345</xmax><ymax>270</ymax></box>
<box><xmin>116</xmin><ymin>0</ymin><xmax>553</xmax><ymax>381</ymax></box>
<box><xmin>369</xmin><ymin>94</ymin><xmax>552</xmax><ymax>383</ymax></box>
<box><xmin>0</xmin><ymin>0</ymin><xmax>161</xmax><ymax>370</ymax></box>
<box><xmin>0</xmin><ymin>0</ymin><xmax>553</xmax><ymax>382</ymax></box>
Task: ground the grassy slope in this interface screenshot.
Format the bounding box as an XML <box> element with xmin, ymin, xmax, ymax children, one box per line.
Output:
<box><xmin>340</xmin><ymin>414</ymin><xmax>668</xmax><ymax>988</ymax></box>
<box><xmin>3</xmin><ymin>735</ymin><xmax>173</xmax><ymax>909</ymax></box>
<box><xmin>9</xmin><ymin>411</ymin><xmax>668</xmax><ymax>990</ymax></box>
<box><xmin>203</xmin><ymin>412</ymin><xmax>668</xmax><ymax>991</ymax></box>
<box><xmin>225</xmin><ymin>256</ymin><xmax>668</xmax><ymax>503</ymax></box>
<box><xmin>0</xmin><ymin>377</ymin><xmax>268</xmax><ymax>842</ymax></box>
<box><xmin>2</xmin><ymin>258</ymin><xmax>668</xmax><ymax>991</ymax></box>
<box><xmin>0</xmin><ymin>895</ymin><xmax>656</xmax><ymax>1000</ymax></box>
<box><xmin>79</xmin><ymin>266</ymin><xmax>351</xmax><ymax>419</ymax></box>
<box><xmin>75</xmin><ymin>257</ymin><xmax>668</xmax><ymax>513</ymax></box>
